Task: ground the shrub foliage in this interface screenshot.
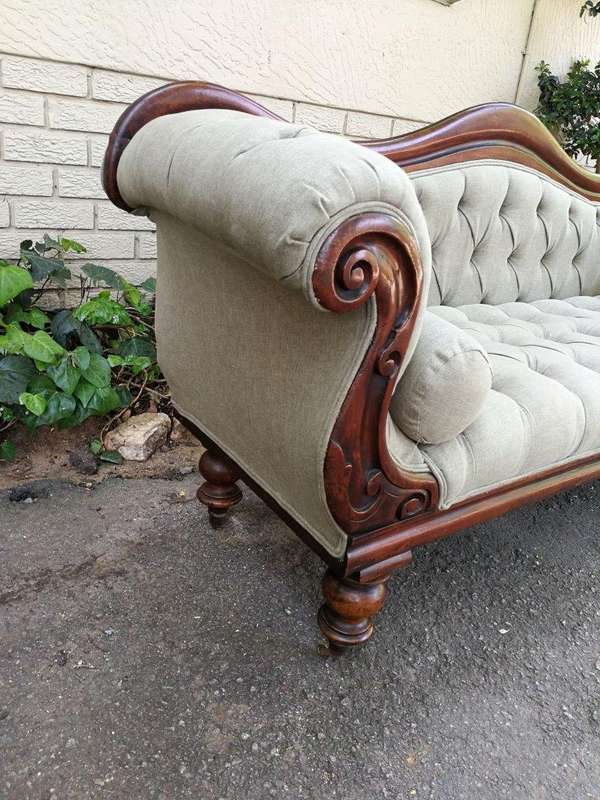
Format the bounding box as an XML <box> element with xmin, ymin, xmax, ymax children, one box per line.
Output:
<box><xmin>0</xmin><ymin>235</ymin><xmax>164</xmax><ymax>461</ymax></box>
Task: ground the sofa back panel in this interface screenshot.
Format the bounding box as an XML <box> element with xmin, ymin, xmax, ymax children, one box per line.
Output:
<box><xmin>411</xmin><ymin>161</ymin><xmax>600</xmax><ymax>307</ymax></box>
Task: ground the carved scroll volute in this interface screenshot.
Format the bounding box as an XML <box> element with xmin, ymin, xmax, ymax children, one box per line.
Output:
<box><xmin>312</xmin><ymin>213</ymin><xmax>439</xmax><ymax>537</ymax></box>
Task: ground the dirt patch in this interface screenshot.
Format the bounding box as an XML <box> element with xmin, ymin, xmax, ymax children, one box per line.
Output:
<box><xmin>0</xmin><ymin>418</ymin><xmax>203</xmax><ymax>490</ymax></box>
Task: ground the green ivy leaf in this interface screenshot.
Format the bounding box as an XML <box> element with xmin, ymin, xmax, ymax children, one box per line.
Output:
<box><xmin>22</xmin><ymin>252</ymin><xmax>70</xmax><ymax>284</ymax></box>
<box><xmin>89</xmin><ymin>438</ymin><xmax>103</xmax><ymax>455</ymax></box>
<box><xmin>0</xmin><ymin>439</ymin><xmax>16</xmax><ymax>462</ymax></box>
<box><xmin>0</xmin><ymin>355</ymin><xmax>36</xmax><ymax>403</ymax></box>
<box><xmin>118</xmin><ymin>337</ymin><xmax>156</xmax><ymax>360</ymax></box>
<box><xmin>77</xmin><ymin>323</ymin><xmax>103</xmax><ymax>354</ymax></box>
<box><xmin>47</xmin><ymin>355</ymin><xmax>81</xmax><ymax>395</ymax></box>
<box><xmin>22</xmin><ymin>331</ymin><xmax>64</xmax><ymax>364</ymax></box>
<box><xmin>81</xmin><ymin>352</ymin><xmax>111</xmax><ymax>388</ymax></box>
<box><xmin>126</xmin><ymin>356</ymin><xmax>152</xmax><ymax>376</ymax></box>
<box><xmin>27</xmin><ymin>373</ymin><xmax>55</xmax><ymax>393</ymax></box>
<box><xmin>107</xmin><ymin>354</ymin><xmax>124</xmax><ymax>367</ymax></box>
<box><xmin>99</xmin><ymin>449</ymin><xmax>124</xmax><ymax>464</ymax></box>
<box><xmin>81</xmin><ymin>263</ymin><xmax>123</xmax><ymax>289</ymax></box>
<box><xmin>87</xmin><ymin>385</ymin><xmax>122</xmax><ymax>416</ymax></box>
<box><xmin>74</xmin><ymin>295</ymin><xmax>133</xmax><ymax>327</ymax></box>
<box><xmin>50</xmin><ymin>309</ymin><xmax>79</xmax><ymax>348</ymax></box>
<box><xmin>59</xmin><ymin>237</ymin><xmax>86</xmax><ymax>254</ymax></box>
<box><xmin>36</xmin><ymin>391</ymin><xmax>77</xmax><ymax>427</ymax></box>
<box><xmin>139</xmin><ymin>277</ymin><xmax>156</xmax><ymax>294</ymax></box>
<box><xmin>12</xmin><ymin>306</ymin><xmax>50</xmax><ymax>329</ymax></box>
<box><xmin>0</xmin><ymin>265</ymin><xmax>34</xmax><ymax>307</ymax></box>
<box><xmin>72</xmin><ymin>346</ymin><xmax>91</xmax><ymax>371</ymax></box>
<box><xmin>74</xmin><ymin>378</ymin><xmax>96</xmax><ymax>407</ymax></box>
<box><xmin>50</xmin><ymin>310</ymin><xmax>102</xmax><ymax>354</ymax></box>
<box><xmin>19</xmin><ymin>391</ymin><xmax>47</xmax><ymax>416</ymax></box>
<box><xmin>122</xmin><ymin>281</ymin><xmax>142</xmax><ymax>310</ymax></box>
<box><xmin>0</xmin><ymin>323</ymin><xmax>29</xmax><ymax>355</ymax></box>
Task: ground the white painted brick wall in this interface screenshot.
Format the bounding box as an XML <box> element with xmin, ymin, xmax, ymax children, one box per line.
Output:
<box><xmin>346</xmin><ymin>111</ymin><xmax>393</xmax><ymax>139</ymax></box>
<box><xmin>0</xmin><ymin>163</ymin><xmax>53</xmax><ymax>195</ymax></box>
<box><xmin>2</xmin><ymin>56</ymin><xmax>88</xmax><ymax>97</ymax></box>
<box><xmin>0</xmin><ymin>89</ymin><xmax>45</xmax><ymax>125</ymax></box>
<box><xmin>4</xmin><ymin>128</ymin><xmax>88</xmax><ymax>165</ymax></box>
<box><xmin>0</xmin><ymin>52</ymin><xmax>427</xmax><ymax>306</ymax></box>
<box><xmin>90</xmin><ymin>137</ymin><xmax>109</xmax><ymax>167</ymax></box>
<box><xmin>295</xmin><ymin>103</ymin><xmax>347</xmax><ymax>133</ymax></box>
<box><xmin>97</xmin><ymin>201</ymin><xmax>155</xmax><ymax>231</ymax></box>
<box><xmin>58</xmin><ymin>167</ymin><xmax>105</xmax><ymax>199</ymax></box>
<box><xmin>0</xmin><ymin>200</ymin><xmax>9</xmax><ymax>227</ymax></box>
<box><xmin>92</xmin><ymin>70</ymin><xmax>164</xmax><ymax>103</ymax></box>
<box><xmin>137</xmin><ymin>232</ymin><xmax>157</xmax><ymax>259</ymax></box>
<box><xmin>13</xmin><ymin>199</ymin><xmax>94</xmax><ymax>229</ymax></box>
<box><xmin>48</xmin><ymin>98</ymin><xmax>127</xmax><ymax>134</ymax></box>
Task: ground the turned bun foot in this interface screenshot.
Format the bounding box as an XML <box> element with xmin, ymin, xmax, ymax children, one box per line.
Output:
<box><xmin>197</xmin><ymin>449</ymin><xmax>242</xmax><ymax>528</ymax></box>
<box><xmin>318</xmin><ymin>569</ymin><xmax>388</xmax><ymax>654</ymax></box>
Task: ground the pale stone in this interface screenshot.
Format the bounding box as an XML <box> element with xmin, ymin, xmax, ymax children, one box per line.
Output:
<box><xmin>104</xmin><ymin>412</ymin><xmax>171</xmax><ymax>461</ymax></box>
<box><xmin>170</xmin><ymin>418</ymin><xmax>200</xmax><ymax>444</ymax></box>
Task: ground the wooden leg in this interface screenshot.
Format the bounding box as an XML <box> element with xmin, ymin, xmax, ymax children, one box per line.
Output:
<box><xmin>197</xmin><ymin>449</ymin><xmax>242</xmax><ymax>528</ymax></box>
<box><xmin>318</xmin><ymin>569</ymin><xmax>389</xmax><ymax>655</ymax></box>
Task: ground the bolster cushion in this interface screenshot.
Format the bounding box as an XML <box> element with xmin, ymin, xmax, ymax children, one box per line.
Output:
<box><xmin>390</xmin><ymin>312</ymin><xmax>492</xmax><ymax>445</ymax></box>
<box><xmin>116</xmin><ymin>108</ymin><xmax>431</xmax><ymax>309</ymax></box>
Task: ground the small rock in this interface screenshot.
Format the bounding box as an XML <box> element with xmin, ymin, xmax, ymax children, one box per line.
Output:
<box><xmin>170</xmin><ymin>418</ymin><xmax>199</xmax><ymax>445</ymax></box>
<box><xmin>104</xmin><ymin>412</ymin><xmax>171</xmax><ymax>462</ymax></box>
<box><xmin>69</xmin><ymin>447</ymin><xmax>98</xmax><ymax>475</ymax></box>
<box><xmin>0</xmin><ymin>708</ymin><xmax>9</xmax><ymax>721</ymax></box>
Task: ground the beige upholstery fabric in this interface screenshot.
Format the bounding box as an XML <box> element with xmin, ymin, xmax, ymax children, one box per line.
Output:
<box><xmin>153</xmin><ymin>212</ymin><xmax>375</xmax><ymax>557</ymax></box>
<box><xmin>411</xmin><ymin>162</ymin><xmax>600</xmax><ymax>306</ymax></box>
<box><xmin>416</xmin><ymin>297</ymin><xmax>600</xmax><ymax>507</ymax></box>
<box><xmin>116</xmin><ymin>110</ymin><xmax>436</xmax><ymax>557</ymax></box>
<box><xmin>117</xmin><ymin>108</ymin><xmax>431</xmax><ymax>309</ymax></box>
<box><xmin>390</xmin><ymin>311</ymin><xmax>492</xmax><ymax>444</ymax></box>
<box><xmin>117</xmin><ymin>106</ymin><xmax>600</xmax><ymax>553</ymax></box>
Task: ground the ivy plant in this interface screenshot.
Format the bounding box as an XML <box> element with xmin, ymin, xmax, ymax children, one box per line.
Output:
<box><xmin>581</xmin><ymin>1</ymin><xmax>600</xmax><ymax>17</ymax></box>
<box><xmin>0</xmin><ymin>235</ymin><xmax>162</xmax><ymax>462</ymax></box>
<box><xmin>535</xmin><ymin>59</ymin><xmax>600</xmax><ymax>173</ymax></box>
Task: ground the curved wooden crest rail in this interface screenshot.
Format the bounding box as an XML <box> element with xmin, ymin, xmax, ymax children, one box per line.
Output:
<box><xmin>103</xmin><ymin>81</ymin><xmax>600</xmax><ymax>653</ymax></box>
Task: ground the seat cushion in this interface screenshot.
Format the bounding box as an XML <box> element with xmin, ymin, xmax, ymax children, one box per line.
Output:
<box><xmin>390</xmin><ymin>311</ymin><xmax>492</xmax><ymax>444</ymax></box>
<box><xmin>409</xmin><ymin>296</ymin><xmax>600</xmax><ymax>508</ymax></box>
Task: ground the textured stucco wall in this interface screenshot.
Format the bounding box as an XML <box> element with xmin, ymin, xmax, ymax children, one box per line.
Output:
<box><xmin>1</xmin><ymin>0</ymin><xmax>596</xmax><ymax>296</ymax></box>
<box><xmin>0</xmin><ymin>0</ymin><xmax>534</xmax><ymax>121</ymax></box>
<box><xmin>517</xmin><ymin>0</ymin><xmax>600</xmax><ymax>110</ymax></box>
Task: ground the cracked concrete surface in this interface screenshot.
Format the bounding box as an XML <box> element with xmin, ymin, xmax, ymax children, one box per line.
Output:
<box><xmin>2</xmin><ymin>475</ymin><xmax>600</xmax><ymax>799</ymax></box>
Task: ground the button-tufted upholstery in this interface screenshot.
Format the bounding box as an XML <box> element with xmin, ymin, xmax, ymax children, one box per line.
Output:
<box><xmin>387</xmin><ymin>161</ymin><xmax>600</xmax><ymax>508</ymax></box>
<box><xmin>412</xmin><ymin>162</ymin><xmax>600</xmax><ymax>307</ymax></box>
<box><xmin>407</xmin><ymin>297</ymin><xmax>600</xmax><ymax>507</ymax></box>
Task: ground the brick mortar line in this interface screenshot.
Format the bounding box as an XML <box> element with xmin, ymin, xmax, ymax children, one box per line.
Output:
<box><xmin>0</xmin><ymin>52</ymin><xmax>430</xmax><ymax>125</ymax></box>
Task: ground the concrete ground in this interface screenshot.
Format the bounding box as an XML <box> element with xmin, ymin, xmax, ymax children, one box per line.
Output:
<box><xmin>2</xmin><ymin>474</ymin><xmax>600</xmax><ymax>800</ymax></box>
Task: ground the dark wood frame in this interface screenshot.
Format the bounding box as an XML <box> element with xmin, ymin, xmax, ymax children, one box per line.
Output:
<box><xmin>103</xmin><ymin>81</ymin><xmax>600</xmax><ymax>653</ymax></box>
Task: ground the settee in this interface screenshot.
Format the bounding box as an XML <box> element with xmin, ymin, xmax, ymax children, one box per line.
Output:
<box><xmin>103</xmin><ymin>82</ymin><xmax>600</xmax><ymax>654</ymax></box>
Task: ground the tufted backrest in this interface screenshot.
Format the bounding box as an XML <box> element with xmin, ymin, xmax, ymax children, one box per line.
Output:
<box><xmin>411</xmin><ymin>161</ymin><xmax>600</xmax><ymax>307</ymax></box>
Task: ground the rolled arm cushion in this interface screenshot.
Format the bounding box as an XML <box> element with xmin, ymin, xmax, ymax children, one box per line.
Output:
<box><xmin>116</xmin><ymin>108</ymin><xmax>431</xmax><ymax>308</ymax></box>
<box><xmin>390</xmin><ymin>311</ymin><xmax>493</xmax><ymax>444</ymax></box>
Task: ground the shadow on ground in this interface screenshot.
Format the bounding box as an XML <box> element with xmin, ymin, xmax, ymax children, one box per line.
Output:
<box><xmin>1</xmin><ymin>474</ymin><xmax>600</xmax><ymax>799</ymax></box>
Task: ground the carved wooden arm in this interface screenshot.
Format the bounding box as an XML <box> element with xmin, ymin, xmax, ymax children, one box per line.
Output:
<box><xmin>101</xmin><ymin>81</ymin><xmax>437</xmax><ymax>574</ymax></box>
<box><xmin>312</xmin><ymin>213</ymin><xmax>438</xmax><ymax>537</ymax></box>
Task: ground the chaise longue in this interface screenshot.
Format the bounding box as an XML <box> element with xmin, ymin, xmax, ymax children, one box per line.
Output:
<box><xmin>103</xmin><ymin>82</ymin><xmax>600</xmax><ymax>654</ymax></box>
